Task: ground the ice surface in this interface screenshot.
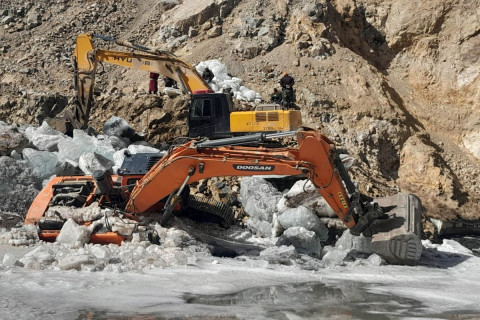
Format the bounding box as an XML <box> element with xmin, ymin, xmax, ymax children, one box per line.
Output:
<box><xmin>196</xmin><ymin>60</ymin><xmax>261</xmax><ymax>102</ymax></box>
<box><xmin>277</xmin><ymin>205</ymin><xmax>329</xmax><ymax>240</ymax></box>
<box><xmin>277</xmin><ymin>227</ymin><xmax>323</xmax><ymax>257</ymax></box>
<box><xmin>78</xmin><ymin>152</ymin><xmax>114</xmax><ymax>175</ymax></box>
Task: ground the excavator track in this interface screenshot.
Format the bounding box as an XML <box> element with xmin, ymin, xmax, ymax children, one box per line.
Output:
<box><xmin>185</xmin><ymin>195</ymin><xmax>236</xmax><ymax>227</ymax></box>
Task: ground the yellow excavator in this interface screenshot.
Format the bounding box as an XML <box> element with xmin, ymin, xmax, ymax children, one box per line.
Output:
<box><xmin>61</xmin><ymin>32</ymin><xmax>302</xmax><ymax>138</ymax></box>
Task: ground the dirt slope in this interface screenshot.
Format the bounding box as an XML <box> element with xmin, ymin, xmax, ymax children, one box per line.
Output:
<box><xmin>0</xmin><ymin>0</ymin><xmax>479</xmax><ymax>220</ymax></box>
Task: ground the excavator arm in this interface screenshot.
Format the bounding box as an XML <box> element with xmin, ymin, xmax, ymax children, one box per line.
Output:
<box><xmin>125</xmin><ymin>130</ymin><xmax>357</xmax><ymax>228</ymax></box>
<box><xmin>72</xmin><ymin>33</ymin><xmax>210</xmax><ymax>129</ymax></box>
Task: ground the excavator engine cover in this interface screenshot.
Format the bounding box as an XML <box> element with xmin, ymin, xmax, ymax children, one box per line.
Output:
<box><xmin>370</xmin><ymin>194</ymin><xmax>423</xmax><ymax>265</ymax></box>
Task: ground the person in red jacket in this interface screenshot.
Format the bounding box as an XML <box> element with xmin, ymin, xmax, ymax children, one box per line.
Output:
<box><xmin>149</xmin><ymin>72</ymin><xmax>160</xmax><ymax>94</ymax></box>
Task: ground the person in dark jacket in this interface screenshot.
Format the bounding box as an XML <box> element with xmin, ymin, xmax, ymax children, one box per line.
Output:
<box><xmin>279</xmin><ymin>72</ymin><xmax>295</xmax><ymax>89</ymax></box>
<box><xmin>279</xmin><ymin>72</ymin><xmax>296</xmax><ymax>108</ymax></box>
<box><xmin>270</xmin><ymin>88</ymin><xmax>282</xmax><ymax>104</ymax></box>
<box><xmin>149</xmin><ymin>72</ymin><xmax>160</xmax><ymax>94</ymax></box>
<box><xmin>202</xmin><ymin>67</ymin><xmax>214</xmax><ymax>83</ymax></box>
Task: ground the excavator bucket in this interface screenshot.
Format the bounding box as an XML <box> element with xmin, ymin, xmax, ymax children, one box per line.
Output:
<box><xmin>370</xmin><ymin>193</ymin><xmax>423</xmax><ymax>265</ymax></box>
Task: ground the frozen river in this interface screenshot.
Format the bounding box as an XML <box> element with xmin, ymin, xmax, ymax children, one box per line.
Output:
<box><xmin>1</xmin><ymin>238</ymin><xmax>480</xmax><ymax>320</ymax></box>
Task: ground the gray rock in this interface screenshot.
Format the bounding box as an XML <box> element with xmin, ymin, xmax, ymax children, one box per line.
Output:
<box><xmin>55</xmin><ymin>159</ymin><xmax>80</xmax><ymax>176</ymax></box>
<box><xmin>0</xmin><ymin>122</ymin><xmax>28</xmax><ymax>156</ymax></box>
<box><xmin>188</xmin><ymin>26</ymin><xmax>199</xmax><ymax>37</ymax></box>
<box><xmin>277</xmin><ymin>206</ymin><xmax>329</xmax><ymax>240</ymax></box>
<box><xmin>103</xmin><ymin>116</ymin><xmax>137</xmax><ymax>139</ymax></box>
<box><xmin>277</xmin><ymin>227</ymin><xmax>322</xmax><ymax>257</ymax></box>
<box><xmin>207</xmin><ymin>25</ymin><xmax>222</xmax><ymax>38</ymax></box>
<box><xmin>1</xmin><ymin>16</ymin><xmax>14</xmax><ymax>24</ymax></box>
<box><xmin>259</xmin><ymin>245</ymin><xmax>298</xmax><ymax>264</ymax></box>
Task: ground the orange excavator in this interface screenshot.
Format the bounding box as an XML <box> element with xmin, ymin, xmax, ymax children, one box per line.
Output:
<box><xmin>25</xmin><ymin>129</ymin><xmax>423</xmax><ymax>265</ymax></box>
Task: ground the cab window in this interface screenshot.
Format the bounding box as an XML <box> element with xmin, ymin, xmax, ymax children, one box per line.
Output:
<box><xmin>191</xmin><ymin>99</ymin><xmax>212</xmax><ymax>118</ymax></box>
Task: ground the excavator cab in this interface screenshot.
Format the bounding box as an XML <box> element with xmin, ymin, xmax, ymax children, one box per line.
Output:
<box><xmin>188</xmin><ymin>93</ymin><xmax>233</xmax><ymax>138</ymax></box>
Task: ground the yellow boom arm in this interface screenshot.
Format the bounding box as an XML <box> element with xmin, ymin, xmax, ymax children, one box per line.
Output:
<box><xmin>72</xmin><ymin>33</ymin><xmax>210</xmax><ymax>128</ymax></box>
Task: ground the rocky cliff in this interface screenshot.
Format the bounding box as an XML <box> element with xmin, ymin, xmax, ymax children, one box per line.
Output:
<box><xmin>1</xmin><ymin>0</ymin><xmax>479</xmax><ymax>221</ymax></box>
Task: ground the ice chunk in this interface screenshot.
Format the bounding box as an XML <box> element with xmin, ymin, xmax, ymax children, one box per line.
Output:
<box><xmin>22</xmin><ymin>148</ymin><xmax>58</xmax><ymax>179</ymax></box>
<box><xmin>57</xmin><ymin>254</ymin><xmax>94</xmax><ymax>270</ymax></box>
<box><xmin>277</xmin><ymin>227</ymin><xmax>322</xmax><ymax>257</ymax></box>
<box><xmin>127</xmin><ymin>144</ymin><xmax>160</xmax><ymax>154</ymax></box>
<box><xmin>277</xmin><ymin>206</ymin><xmax>329</xmax><ymax>240</ymax></box>
<box><xmin>163</xmin><ymin>228</ymin><xmax>194</xmax><ymax>247</ymax></box>
<box><xmin>90</xmin><ymin>244</ymin><xmax>112</xmax><ymax>260</ymax></box>
<box><xmin>240</xmin><ymin>177</ymin><xmax>282</xmax><ymax>222</ymax></box>
<box><xmin>78</xmin><ymin>152</ymin><xmax>114</xmax><ymax>175</ymax></box>
<box><xmin>46</xmin><ymin>202</ymin><xmax>103</xmax><ymax>223</ymax></box>
<box><xmin>57</xmin><ymin>130</ymin><xmax>116</xmax><ymax>162</ymax></box>
<box><xmin>5</xmin><ymin>224</ymin><xmax>39</xmax><ymax>246</ymax></box>
<box><xmin>2</xmin><ymin>253</ymin><xmax>17</xmax><ymax>267</ymax></box>
<box><xmin>246</xmin><ymin>217</ymin><xmax>272</xmax><ymax>238</ymax></box>
<box><xmin>367</xmin><ymin>253</ymin><xmax>384</xmax><ymax>266</ymax></box>
<box><xmin>56</xmin><ymin>219</ymin><xmax>92</xmax><ymax>248</ymax></box>
<box><xmin>108</xmin><ymin>216</ymin><xmax>138</xmax><ymax>236</ymax></box>
<box><xmin>277</xmin><ymin>179</ymin><xmax>336</xmax><ymax>218</ymax></box>
<box><xmin>259</xmin><ymin>245</ymin><xmax>298</xmax><ymax>264</ymax></box>
<box><xmin>195</xmin><ymin>59</ymin><xmax>261</xmax><ymax>102</ymax></box>
<box><xmin>24</xmin><ymin>122</ymin><xmax>66</xmax><ymax>151</ymax></box>
<box><xmin>335</xmin><ymin>229</ymin><xmax>372</xmax><ymax>253</ymax></box>
<box><xmin>322</xmin><ymin>248</ymin><xmax>348</xmax><ymax>265</ymax></box>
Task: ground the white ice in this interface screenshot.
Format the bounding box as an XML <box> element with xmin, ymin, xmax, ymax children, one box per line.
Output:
<box><xmin>196</xmin><ymin>59</ymin><xmax>262</xmax><ymax>102</ymax></box>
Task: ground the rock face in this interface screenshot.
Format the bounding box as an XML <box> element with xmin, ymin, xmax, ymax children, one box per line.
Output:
<box><xmin>0</xmin><ymin>0</ymin><xmax>479</xmax><ymax>221</ymax></box>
